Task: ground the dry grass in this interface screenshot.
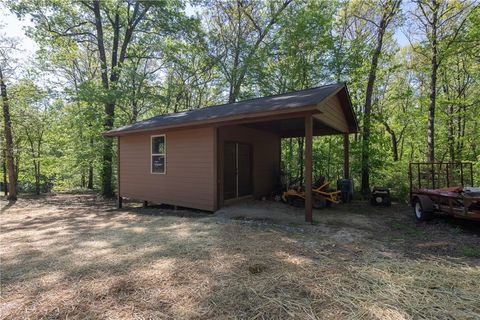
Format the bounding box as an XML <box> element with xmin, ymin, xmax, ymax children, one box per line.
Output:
<box><xmin>1</xmin><ymin>194</ymin><xmax>479</xmax><ymax>319</ymax></box>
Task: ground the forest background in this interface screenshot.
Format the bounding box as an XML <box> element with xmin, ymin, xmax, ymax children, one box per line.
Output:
<box><xmin>1</xmin><ymin>0</ymin><xmax>479</xmax><ymax>200</ymax></box>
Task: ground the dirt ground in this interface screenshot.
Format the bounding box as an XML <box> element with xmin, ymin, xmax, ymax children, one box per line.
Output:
<box><xmin>1</xmin><ymin>194</ymin><xmax>479</xmax><ymax>319</ymax></box>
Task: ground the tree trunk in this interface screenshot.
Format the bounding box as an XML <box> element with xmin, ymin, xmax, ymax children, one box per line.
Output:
<box><xmin>400</xmin><ymin>134</ymin><xmax>405</xmax><ymax>161</ymax></box>
<box><xmin>442</xmin><ymin>79</ymin><xmax>455</xmax><ymax>163</ymax></box>
<box><xmin>88</xmin><ymin>137</ymin><xmax>94</xmax><ymax>189</ymax></box>
<box><xmin>34</xmin><ymin>161</ymin><xmax>40</xmax><ymax>195</ymax></box>
<box><xmin>360</xmin><ymin>24</ymin><xmax>386</xmax><ymax>196</ymax></box>
<box><xmin>0</xmin><ymin>67</ymin><xmax>17</xmax><ymax>201</ymax></box>
<box><xmin>427</xmin><ymin>2</ymin><xmax>439</xmax><ymax>162</ymax></box>
<box><xmin>447</xmin><ymin>104</ymin><xmax>455</xmax><ymax>162</ymax></box>
<box><xmin>390</xmin><ymin>131</ymin><xmax>399</xmax><ymax>162</ymax></box>
<box><xmin>81</xmin><ymin>170</ymin><xmax>86</xmax><ymax>188</ymax></box>
<box><xmin>360</xmin><ymin>0</ymin><xmax>401</xmax><ymax>196</ymax></box>
<box><xmin>2</xmin><ymin>149</ymin><xmax>7</xmax><ymax>196</ymax></box>
<box><xmin>93</xmin><ymin>0</ymin><xmax>115</xmax><ymax>197</ymax></box>
<box><xmin>101</xmin><ymin>103</ymin><xmax>115</xmax><ymax>197</ymax></box>
<box><xmin>288</xmin><ymin>137</ymin><xmax>293</xmax><ymax>182</ymax></box>
<box><xmin>383</xmin><ymin>122</ymin><xmax>399</xmax><ymax>161</ymax></box>
<box><xmin>327</xmin><ymin>136</ymin><xmax>332</xmax><ymax>177</ymax></box>
<box><xmin>131</xmin><ymin>100</ymin><xmax>139</xmax><ymax>123</ymax></box>
<box><xmin>297</xmin><ymin>137</ymin><xmax>304</xmax><ymax>182</ymax></box>
<box><xmin>457</xmin><ymin>104</ymin><xmax>466</xmax><ymax>157</ymax></box>
<box><xmin>227</xmin><ymin>0</ymin><xmax>292</xmax><ymax>103</ymax></box>
<box><xmin>14</xmin><ymin>147</ymin><xmax>19</xmax><ymax>191</ymax></box>
<box><xmin>87</xmin><ymin>164</ymin><xmax>94</xmax><ymax>190</ymax></box>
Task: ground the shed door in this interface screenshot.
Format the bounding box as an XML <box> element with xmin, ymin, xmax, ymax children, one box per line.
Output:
<box><xmin>223</xmin><ymin>142</ymin><xmax>237</xmax><ymax>200</ymax></box>
<box><xmin>223</xmin><ymin>142</ymin><xmax>252</xmax><ymax>200</ymax></box>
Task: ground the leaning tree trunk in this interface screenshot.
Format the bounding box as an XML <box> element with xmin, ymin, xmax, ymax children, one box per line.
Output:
<box><xmin>383</xmin><ymin>122</ymin><xmax>399</xmax><ymax>161</ymax></box>
<box><xmin>0</xmin><ymin>67</ymin><xmax>17</xmax><ymax>201</ymax></box>
<box><xmin>360</xmin><ymin>0</ymin><xmax>401</xmax><ymax>197</ymax></box>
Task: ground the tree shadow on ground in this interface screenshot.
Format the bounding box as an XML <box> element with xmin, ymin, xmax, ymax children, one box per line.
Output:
<box><xmin>0</xmin><ymin>200</ymin><xmax>16</xmax><ymax>213</ymax></box>
<box><xmin>1</xmin><ymin>194</ymin><xmax>479</xmax><ymax>319</ymax></box>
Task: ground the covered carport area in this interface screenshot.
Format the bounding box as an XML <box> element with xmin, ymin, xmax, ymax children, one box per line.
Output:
<box><xmin>214</xmin><ymin>84</ymin><xmax>358</xmax><ymax>222</ymax></box>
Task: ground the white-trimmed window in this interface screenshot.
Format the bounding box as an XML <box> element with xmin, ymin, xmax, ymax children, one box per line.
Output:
<box><xmin>151</xmin><ymin>135</ymin><xmax>166</xmax><ymax>174</ymax></box>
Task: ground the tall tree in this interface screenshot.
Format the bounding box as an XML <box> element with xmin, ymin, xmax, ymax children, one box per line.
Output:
<box><xmin>356</xmin><ymin>0</ymin><xmax>402</xmax><ymax>196</ymax></box>
<box><xmin>13</xmin><ymin>81</ymin><xmax>49</xmax><ymax>195</ymax></box>
<box><xmin>409</xmin><ymin>0</ymin><xmax>473</xmax><ymax>162</ymax></box>
<box><xmin>256</xmin><ymin>0</ymin><xmax>338</xmax><ymax>182</ymax></box>
<box><xmin>0</xmin><ymin>33</ymin><xmax>18</xmax><ymax>201</ymax></box>
<box><xmin>9</xmin><ymin>0</ymin><xmax>188</xmax><ymax>196</ymax></box>
<box><xmin>89</xmin><ymin>0</ymin><xmax>152</xmax><ymax>196</ymax></box>
<box><xmin>205</xmin><ymin>0</ymin><xmax>292</xmax><ymax>103</ymax></box>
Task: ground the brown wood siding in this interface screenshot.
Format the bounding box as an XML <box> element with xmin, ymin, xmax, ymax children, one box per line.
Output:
<box><xmin>119</xmin><ymin>127</ymin><xmax>215</xmax><ymax>211</ymax></box>
<box><xmin>218</xmin><ymin>125</ymin><xmax>280</xmax><ymax>205</ymax></box>
<box><xmin>315</xmin><ymin>95</ymin><xmax>349</xmax><ymax>133</ymax></box>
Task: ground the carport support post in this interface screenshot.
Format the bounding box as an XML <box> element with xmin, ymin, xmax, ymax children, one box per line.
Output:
<box><xmin>305</xmin><ymin>114</ymin><xmax>313</xmax><ymax>223</ymax></box>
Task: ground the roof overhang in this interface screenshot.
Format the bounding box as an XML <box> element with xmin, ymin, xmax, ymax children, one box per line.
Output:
<box><xmin>104</xmin><ymin>84</ymin><xmax>358</xmax><ymax>137</ymax></box>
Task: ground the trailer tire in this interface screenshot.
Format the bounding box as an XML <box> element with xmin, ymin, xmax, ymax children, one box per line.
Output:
<box><xmin>413</xmin><ymin>196</ymin><xmax>433</xmax><ymax>221</ymax></box>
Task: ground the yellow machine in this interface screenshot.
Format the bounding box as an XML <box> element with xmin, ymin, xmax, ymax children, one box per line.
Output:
<box><xmin>282</xmin><ymin>178</ymin><xmax>340</xmax><ymax>209</ymax></box>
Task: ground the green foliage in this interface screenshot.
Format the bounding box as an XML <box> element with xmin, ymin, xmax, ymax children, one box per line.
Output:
<box><xmin>460</xmin><ymin>245</ymin><xmax>480</xmax><ymax>258</ymax></box>
<box><xmin>1</xmin><ymin>0</ymin><xmax>479</xmax><ymax>198</ymax></box>
<box><xmin>390</xmin><ymin>222</ymin><xmax>425</xmax><ymax>236</ymax></box>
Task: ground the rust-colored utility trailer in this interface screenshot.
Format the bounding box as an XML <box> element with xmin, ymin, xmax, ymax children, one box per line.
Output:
<box><xmin>409</xmin><ymin>162</ymin><xmax>480</xmax><ymax>221</ymax></box>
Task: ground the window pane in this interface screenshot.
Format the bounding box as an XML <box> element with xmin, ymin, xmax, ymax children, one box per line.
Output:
<box><xmin>152</xmin><ymin>155</ymin><xmax>165</xmax><ymax>173</ymax></box>
<box><xmin>152</xmin><ymin>136</ymin><xmax>165</xmax><ymax>154</ymax></box>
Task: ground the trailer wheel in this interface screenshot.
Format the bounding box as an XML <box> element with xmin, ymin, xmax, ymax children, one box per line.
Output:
<box><xmin>413</xmin><ymin>197</ymin><xmax>433</xmax><ymax>221</ymax></box>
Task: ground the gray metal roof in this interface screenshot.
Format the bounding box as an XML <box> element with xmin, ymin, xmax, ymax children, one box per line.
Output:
<box><xmin>105</xmin><ymin>83</ymin><xmax>352</xmax><ymax>136</ymax></box>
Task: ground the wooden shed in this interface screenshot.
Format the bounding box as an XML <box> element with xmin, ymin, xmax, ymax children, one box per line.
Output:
<box><xmin>104</xmin><ymin>83</ymin><xmax>358</xmax><ymax>222</ymax></box>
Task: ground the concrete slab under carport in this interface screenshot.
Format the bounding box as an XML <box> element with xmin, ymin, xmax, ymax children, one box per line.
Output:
<box><xmin>212</xmin><ymin>199</ymin><xmax>382</xmax><ymax>247</ymax></box>
<box><xmin>213</xmin><ymin>199</ymin><xmax>376</xmax><ymax>231</ymax></box>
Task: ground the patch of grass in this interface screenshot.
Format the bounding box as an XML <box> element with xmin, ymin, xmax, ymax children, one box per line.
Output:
<box><xmin>460</xmin><ymin>245</ymin><xmax>480</xmax><ymax>258</ymax></box>
<box><xmin>451</xmin><ymin>226</ymin><xmax>463</xmax><ymax>235</ymax></box>
<box><xmin>391</xmin><ymin>222</ymin><xmax>424</xmax><ymax>236</ymax></box>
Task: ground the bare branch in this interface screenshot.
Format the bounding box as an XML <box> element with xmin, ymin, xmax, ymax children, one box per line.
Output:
<box><xmin>352</xmin><ymin>13</ymin><xmax>380</xmax><ymax>29</ymax></box>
